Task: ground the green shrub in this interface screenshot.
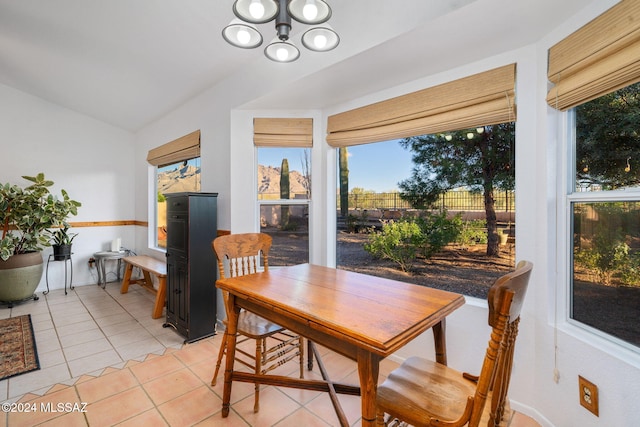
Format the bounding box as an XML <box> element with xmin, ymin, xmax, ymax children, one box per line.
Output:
<box><xmin>364</xmin><ymin>220</ymin><xmax>424</xmax><ymax>272</ymax></box>
<box><xmin>457</xmin><ymin>219</ymin><xmax>488</xmax><ymax>247</ymax></box>
<box><xmin>574</xmin><ymin>237</ymin><xmax>637</xmax><ymax>286</ymax></box>
<box><xmin>364</xmin><ymin>211</ymin><xmax>461</xmax><ymax>272</ymax></box>
<box><xmin>345</xmin><ymin>210</ymin><xmax>369</xmax><ymax>233</ymax></box>
<box><xmin>617</xmin><ymin>251</ymin><xmax>640</xmax><ymax>287</ymax></box>
<box><xmin>414</xmin><ymin>211</ymin><xmax>462</xmax><ymax>258</ymax></box>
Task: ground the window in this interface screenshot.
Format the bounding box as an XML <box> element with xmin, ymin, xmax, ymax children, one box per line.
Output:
<box><xmin>147</xmin><ymin>130</ymin><xmax>201</xmax><ymax>249</ymax></box>
<box><xmin>327</xmin><ymin>64</ymin><xmax>517</xmax><ymax>297</ymax></box>
<box><xmin>546</xmin><ymin>0</ymin><xmax>640</xmax><ymax>350</ymax></box>
<box><xmin>257</xmin><ymin>147</ymin><xmax>311</xmax><ymax>266</ymax></box>
<box><xmin>336</xmin><ymin>123</ymin><xmax>516</xmax><ymax>299</ymax></box>
<box><xmin>156</xmin><ymin>158</ymin><xmax>201</xmax><ymax>248</ymax></box>
<box><xmin>569</xmin><ymin>83</ymin><xmax>640</xmax><ymax>348</ymax></box>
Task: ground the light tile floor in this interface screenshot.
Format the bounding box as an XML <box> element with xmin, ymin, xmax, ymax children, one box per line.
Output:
<box><xmin>0</xmin><ymin>281</ymin><xmax>541</xmax><ymax>426</ymax></box>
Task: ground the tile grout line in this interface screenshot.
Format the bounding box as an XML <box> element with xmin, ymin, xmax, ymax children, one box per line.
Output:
<box><xmin>4</xmin><ymin>283</ymin><xmax>181</xmax><ymax>404</ymax></box>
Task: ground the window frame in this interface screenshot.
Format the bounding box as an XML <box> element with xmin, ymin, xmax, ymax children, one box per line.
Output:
<box><xmin>559</xmin><ymin>108</ymin><xmax>640</xmax><ymax>358</ymax></box>
<box><xmin>151</xmin><ymin>156</ymin><xmax>201</xmax><ymax>251</ymax></box>
<box><xmin>255</xmin><ymin>146</ymin><xmax>312</xmax><ymax>266</ymax></box>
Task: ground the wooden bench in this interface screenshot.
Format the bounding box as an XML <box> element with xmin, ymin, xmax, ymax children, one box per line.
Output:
<box><xmin>120</xmin><ymin>255</ymin><xmax>167</xmax><ymax>319</ymax></box>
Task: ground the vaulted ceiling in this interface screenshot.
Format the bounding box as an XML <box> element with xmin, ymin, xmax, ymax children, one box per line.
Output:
<box><xmin>0</xmin><ymin>0</ymin><xmax>595</xmax><ymax>131</ymax></box>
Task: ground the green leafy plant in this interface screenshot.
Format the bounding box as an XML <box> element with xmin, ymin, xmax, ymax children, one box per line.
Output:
<box><xmin>456</xmin><ymin>219</ymin><xmax>488</xmax><ymax>247</ymax></box>
<box><xmin>364</xmin><ymin>219</ymin><xmax>424</xmax><ymax>272</ymax></box>
<box><xmin>49</xmin><ymin>226</ymin><xmax>78</xmax><ymax>246</ymax></box>
<box><xmin>0</xmin><ymin>173</ymin><xmax>81</xmax><ymax>261</ymax></box>
<box><xmin>573</xmin><ymin>203</ymin><xmax>640</xmax><ymax>287</ymax></box>
<box><xmin>364</xmin><ymin>212</ymin><xmax>462</xmax><ymax>272</ymax></box>
<box><xmin>575</xmin><ymin>240</ymin><xmax>632</xmax><ymax>286</ymax></box>
<box><xmin>345</xmin><ymin>210</ymin><xmax>369</xmax><ymax>233</ymax></box>
<box><xmin>414</xmin><ymin>211</ymin><xmax>462</xmax><ymax>258</ymax></box>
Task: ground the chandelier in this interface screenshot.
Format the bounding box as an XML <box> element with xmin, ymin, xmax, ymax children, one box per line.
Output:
<box><xmin>222</xmin><ymin>0</ymin><xmax>340</xmax><ymax>63</ymax></box>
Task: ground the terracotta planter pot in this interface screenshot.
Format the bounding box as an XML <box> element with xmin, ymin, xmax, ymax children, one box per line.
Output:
<box><xmin>0</xmin><ymin>252</ymin><xmax>43</xmax><ymax>304</ymax></box>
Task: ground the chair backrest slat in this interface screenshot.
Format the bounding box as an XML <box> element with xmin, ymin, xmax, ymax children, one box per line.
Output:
<box><xmin>469</xmin><ymin>260</ymin><xmax>533</xmax><ymax>427</ymax></box>
<box><xmin>213</xmin><ymin>233</ymin><xmax>272</xmax><ymax>279</ymax></box>
<box><xmin>212</xmin><ymin>233</ymin><xmax>272</xmax><ymax>309</ymax></box>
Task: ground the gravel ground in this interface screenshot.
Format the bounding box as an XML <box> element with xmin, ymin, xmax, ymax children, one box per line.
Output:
<box><xmin>335</xmin><ymin>232</ymin><xmax>515</xmax><ymax>299</ymax></box>
<box><xmin>267</xmin><ymin>230</ymin><xmax>515</xmax><ymax>299</ymax></box>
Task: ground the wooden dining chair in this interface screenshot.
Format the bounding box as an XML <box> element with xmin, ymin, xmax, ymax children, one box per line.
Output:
<box><xmin>376</xmin><ymin>260</ymin><xmax>533</xmax><ymax>427</ymax></box>
<box><xmin>211</xmin><ymin>232</ymin><xmax>304</xmax><ymax>413</ymax></box>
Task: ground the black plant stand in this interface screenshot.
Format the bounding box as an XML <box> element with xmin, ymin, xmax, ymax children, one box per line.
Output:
<box><xmin>45</xmin><ymin>253</ymin><xmax>73</xmax><ymax>295</ymax></box>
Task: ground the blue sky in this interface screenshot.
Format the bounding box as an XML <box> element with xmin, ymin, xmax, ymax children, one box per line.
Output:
<box><xmin>347</xmin><ymin>140</ymin><xmax>414</xmax><ymax>192</ymax></box>
<box><xmin>258</xmin><ymin>139</ymin><xmax>415</xmax><ymax>193</ymax></box>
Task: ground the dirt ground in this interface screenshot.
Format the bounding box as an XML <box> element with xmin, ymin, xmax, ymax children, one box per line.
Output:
<box><xmin>267</xmin><ymin>230</ymin><xmax>515</xmax><ymax>299</ymax></box>
<box><xmin>572</xmin><ymin>279</ymin><xmax>640</xmax><ymax>347</ymax></box>
<box><xmin>335</xmin><ymin>232</ymin><xmax>515</xmax><ymax>299</ymax></box>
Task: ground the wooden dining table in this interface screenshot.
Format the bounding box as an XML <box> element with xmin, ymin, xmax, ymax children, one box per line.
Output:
<box><xmin>216</xmin><ymin>263</ymin><xmax>465</xmax><ymax>426</ymax></box>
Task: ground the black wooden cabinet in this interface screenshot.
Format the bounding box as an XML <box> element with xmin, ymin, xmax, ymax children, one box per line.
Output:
<box><xmin>164</xmin><ymin>192</ymin><xmax>218</xmax><ymax>342</ymax></box>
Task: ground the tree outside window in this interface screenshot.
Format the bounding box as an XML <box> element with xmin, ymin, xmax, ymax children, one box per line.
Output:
<box><xmin>570</xmin><ymin>82</ymin><xmax>640</xmax><ymax>348</ymax></box>
<box><xmin>336</xmin><ymin>124</ymin><xmax>516</xmax><ymax>299</ymax></box>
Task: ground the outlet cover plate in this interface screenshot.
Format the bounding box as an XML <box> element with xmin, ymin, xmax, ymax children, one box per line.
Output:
<box><xmin>579</xmin><ymin>375</ymin><xmax>599</xmax><ymax>416</ymax></box>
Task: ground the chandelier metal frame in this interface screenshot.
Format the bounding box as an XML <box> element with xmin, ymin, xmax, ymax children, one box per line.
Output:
<box><xmin>222</xmin><ymin>0</ymin><xmax>340</xmax><ymax>63</ymax></box>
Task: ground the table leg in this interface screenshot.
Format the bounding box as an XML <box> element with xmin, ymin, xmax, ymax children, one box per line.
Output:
<box><xmin>307</xmin><ymin>339</ymin><xmax>314</xmax><ymax>370</ymax></box>
<box><xmin>120</xmin><ymin>264</ymin><xmax>134</xmax><ymax>294</ymax></box>
<box><xmin>116</xmin><ymin>259</ymin><xmax>122</xmax><ymax>281</ymax></box>
<box><xmin>99</xmin><ymin>258</ymin><xmax>107</xmax><ymax>288</ymax></box>
<box><xmin>357</xmin><ymin>348</ymin><xmax>381</xmax><ymax>427</ymax></box>
<box><xmin>432</xmin><ymin>319</ymin><xmax>447</xmax><ymax>366</ymax></box>
<box><xmin>221</xmin><ymin>294</ymin><xmax>241</xmax><ymax>418</ymax></box>
<box><xmin>152</xmin><ymin>277</ymin><xmax>166</xmax><ymax>319</ymax></box>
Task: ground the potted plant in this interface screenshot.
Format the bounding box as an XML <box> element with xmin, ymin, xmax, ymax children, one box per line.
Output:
<box><xmin>0</xmin><ymin>173</ymin><xmax>81</xmax><ymax>304</ymax></box>
<box><xmin>497</xmin><ymin>228</ymin><xmax>509</xmax><ymax>245</ymax></box>
<box><xmin>50</xmin><ymin>226</ymin><xmax>78</xmax><ymax>261</ymax></box>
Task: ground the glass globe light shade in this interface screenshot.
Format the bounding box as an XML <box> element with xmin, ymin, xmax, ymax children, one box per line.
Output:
<box><xmin>302</xmin><ymin>26</ymin><xmax>339</xmax><ymax>51</ymax></box>
<box><xmin>265</xmin><ymin>41</ymin><xmax>300</xmax><ymax>62</ymax></box>
<box><xmin>222</xmin><ymin>21</ymin><xmax>263</xmax><ymax>49</ymax></box>
<box><xmin>233</xmin><ymin>0</ymin><xmax>278</xmax><ymax>24</ymax></box>
<box><xmin>288</xmin><ymin>0</ymin><xmax>331</xmax><ymax>24</ymax></box>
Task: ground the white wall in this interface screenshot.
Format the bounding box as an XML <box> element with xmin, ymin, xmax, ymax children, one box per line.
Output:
<box><xmin>0</xmin><ymin>83</ymin><xmax>136</xmax><ymax>292</ymax></box>
<box><xmin>5</xmin><ymin>0</ymin><xmax>634</xmax><ymax>424</ymax></box>
<box><xmin>220</xmin><ymin>2</ymin><xmax>640</xmax><ymax>426</ymax></box>
<box><xmin>312</xmin><ymin>45</ymin><xmax>552</xmax><ymax>419</ymax></box>
<box><xmin>531</xmin><ymin>1</ymin><xmax>640</xmax><ymax>426</ymax></box>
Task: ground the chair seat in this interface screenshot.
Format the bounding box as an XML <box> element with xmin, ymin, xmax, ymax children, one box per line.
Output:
<box><xmin>212</xmin><ymin>233</ymin><xmax>306</xmax><ymax>413</ymax></box>
<box><xmin>237</xmin><ymin>310</ymin><xmax>285</xmax><ymax>338</ymax></box>
<box><xmin>377</xmin><ymin>261</ymin><xmax>531</xmax><ymax>427</ymax></box>
<box><xmin>377</xmin><ymin>356</ymin><xmax>511</xmax><ymax>427</ymax></box>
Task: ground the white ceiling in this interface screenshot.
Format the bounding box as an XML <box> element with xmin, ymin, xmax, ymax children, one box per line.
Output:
<box><xmin>0</xmin><ymin>0</ymin><xmax>596</xmax><ymax>131</ymax></box>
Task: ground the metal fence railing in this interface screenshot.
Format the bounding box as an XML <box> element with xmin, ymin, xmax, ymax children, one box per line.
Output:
<box><xmin>339</xmin><ymin>190</ymin><xmax>515</xmax><ymax>212</ymax></box>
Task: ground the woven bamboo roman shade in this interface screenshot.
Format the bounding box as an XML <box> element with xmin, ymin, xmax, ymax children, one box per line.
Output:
<box><xmin>326</xmin><ymin>64</ymin><xmax>516</xmax><ymax>147</ymax></box>
<box><xmin>253</xmin><ymin>118</ymin><xmax>313</xmax><ymax>147</ymax></box>
<box><xmin>547</xmin><ymin>0</ymin><xmax>640</xmax><ymax>111</ymax></box>
<box><xmin>147</xmin><ymin>130</ymin><xmax>201</xmax><ymax>167</ymax></box>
